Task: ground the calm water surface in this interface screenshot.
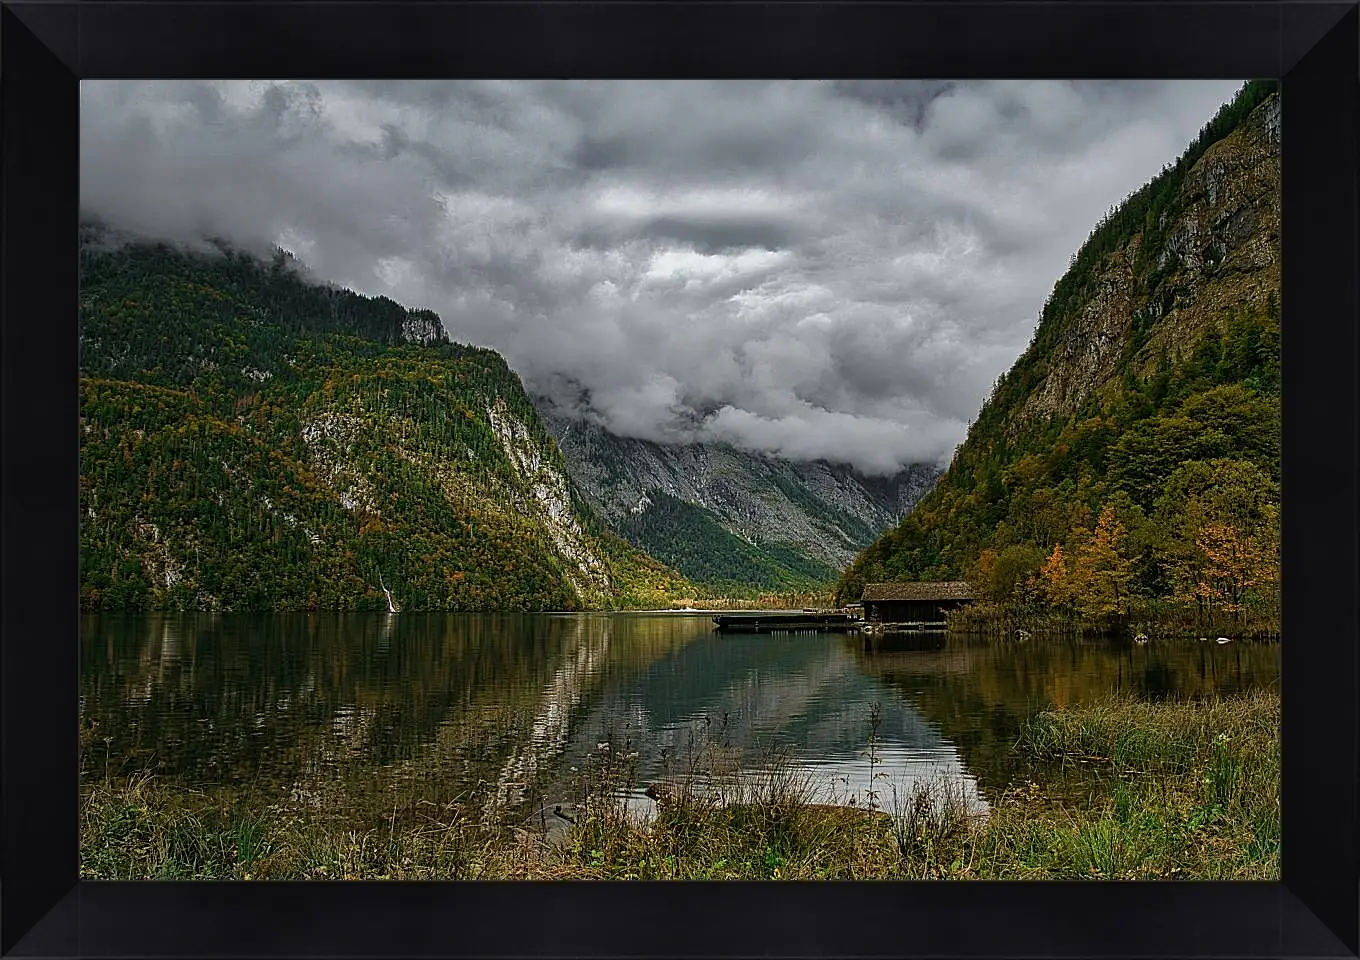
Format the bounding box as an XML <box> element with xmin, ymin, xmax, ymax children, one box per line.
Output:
<box><xmin>81</xmin><ymin>613</ymin><xmax>1279</xmax><ymax>822</ymax></box>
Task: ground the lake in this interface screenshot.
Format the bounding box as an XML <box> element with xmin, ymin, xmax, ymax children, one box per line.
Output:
<box><xmin>80</xmin><ymin>612</ymin><xmax>1280</xmax><ymax>826</ymax></box>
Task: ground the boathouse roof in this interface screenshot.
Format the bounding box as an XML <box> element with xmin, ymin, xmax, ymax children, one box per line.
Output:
<box><xmin>861</xmin><ymin>581</ymin><xmax>975</xmax><ymax>602</ymax></box>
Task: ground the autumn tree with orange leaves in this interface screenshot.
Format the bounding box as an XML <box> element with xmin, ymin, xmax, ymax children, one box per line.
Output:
<box><xmin>1069</xmin><ymin>506</ymin><xmax>1136</xmax><ymax>621</ymax></box>
<box><xmin>1038</xmin><ymin>542</ymin><xmax>1075</xmax><ymax>610</ymax></box>
<box><xmin>1155</xmin><ymin>459</ymin><xmax>1280</xmax><ymax>627</ymax></box>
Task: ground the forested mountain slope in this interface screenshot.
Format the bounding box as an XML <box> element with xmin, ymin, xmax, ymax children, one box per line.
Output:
<box><xmin>836</xmin><ymin>82</ymin><xmax>1281</xmax><ymax>631</ymax></box>
<box><xmin>535</xmin><ymin>394</ymin><xmax>941</xmax><ymax>594</ymax></box>
<box><xmin>79</xmin><ymin>233</ymin><xmax>695</xmax><ymax>612</ymax></box>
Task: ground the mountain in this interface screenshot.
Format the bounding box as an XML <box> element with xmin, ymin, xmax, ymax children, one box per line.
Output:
<box><xmin>836</xmin><ymin>81</ymin><xmax>1281</xmax><ymax>631</ymax></box>
<box><xmin>79</xmin><ymin>232</ymin><xmax>697</xmax><ymax>612</ymax></box>
<box><xmin>534</xmin><ymin>394</ymin><xmax>942</xmax><ymax>593</ymax></box>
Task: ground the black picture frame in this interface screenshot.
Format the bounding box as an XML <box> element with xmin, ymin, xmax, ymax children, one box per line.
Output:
<box><xmin>2</xmin><ymin>2</ymin><xmax>1356</xmax><ymax>957</ymax></box>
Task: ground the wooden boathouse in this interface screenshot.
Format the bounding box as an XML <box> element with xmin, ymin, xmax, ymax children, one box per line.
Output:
<box><xmin>860</xmin><ymin>582</ymin><xmax>975</xmax><ymax>631</ymax></box>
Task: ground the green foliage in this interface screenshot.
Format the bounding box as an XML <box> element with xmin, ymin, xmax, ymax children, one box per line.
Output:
<box><xmin>835</xmin><ymin>85</ymin><xmax>1280</xmax><ymax>632</ymax></box>
<box><xmin>838</xmin><ymin>315</ymin><xmax>1281</xmax><ymax>623</ymax></box>
<box><xmin>616</xmin><ymin>491</ymin><xmax>837</xmax><ymax>594</ymax></box>
<box><xmin>597</xmin><ymin>531</ymin><xmax>706</xmax><ymax>609</ymax></box>
<box><xmin>969</xmin><ymin>545</ymin><xmax>1047</xmax><ymax>604</ymax></box>
<box><xmin>79</xmin><ymin>235</ymin><xmax>698</xmax><ymax>611</ymax></box>
<box><xmin>767</xmin><ymin>471</ymin><xmax>878</xmax><ymax>546</ymax></box>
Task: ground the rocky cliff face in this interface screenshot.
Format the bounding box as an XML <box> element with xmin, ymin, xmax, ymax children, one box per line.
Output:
<box><xmin>1013</xmin><ymin>93</ymin><xmax>1279</xmax><ymax>431</ymax></box>
<box><xmin>534</xmin><ymin>394</ymin><xmax>942</xmax><ymax>573</ymax></box>
<box><xmin>483</xmin><ymin>398</ymin><xmax>614</xmax><ymax>602</ymax></box>
<box><xmin>400</xmin><ymin>308</ymin><xmax>448</xmax><ymax>346</ymax></box>
<box><xmin>1139</xmin><ymin>94</ymin><xmax>1279</xmax><ymax>360</ymax></box>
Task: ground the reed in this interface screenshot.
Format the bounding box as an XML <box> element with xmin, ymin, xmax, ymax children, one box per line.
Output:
<box><xmin>949</xmin><ymin>602</ymin><xmax>1281</xmax><ymax>642</ymax></box>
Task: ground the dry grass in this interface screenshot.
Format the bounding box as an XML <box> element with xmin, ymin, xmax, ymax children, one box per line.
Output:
<box><xmin>81</xmin><ymin>690</ymin><xmax>1279</xmax><ymax>881</ymax></box>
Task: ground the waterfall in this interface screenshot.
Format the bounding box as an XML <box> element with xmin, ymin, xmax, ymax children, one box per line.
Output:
<box><xmin>377</xmin><ymin>572</ymin><xmax>398</xmax><ymax>613</ymax></box>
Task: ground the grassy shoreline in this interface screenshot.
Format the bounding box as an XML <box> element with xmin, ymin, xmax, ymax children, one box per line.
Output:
<box><xmin>946</xmin><ymin>602</ymin><xmax>1281</xmax><ymax>641</ymax></box>
<box><xmin>81</xmin><ymin>689</ymin><xmax>1278</xmax><ymax>881</ymax></box>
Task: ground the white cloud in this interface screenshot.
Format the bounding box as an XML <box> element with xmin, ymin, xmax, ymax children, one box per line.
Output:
<box><xmin>80</xmin><ymin>79</ymin><xmax>1246</xmax><ymax>472</ymax></box>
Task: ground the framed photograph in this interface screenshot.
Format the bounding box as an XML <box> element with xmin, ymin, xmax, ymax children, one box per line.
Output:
<box><xmin>2</xmin><ymin>2</ymin><xmax>1356</xmax><ymax>958</ymax></box>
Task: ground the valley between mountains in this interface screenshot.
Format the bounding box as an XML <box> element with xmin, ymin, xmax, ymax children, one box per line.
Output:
<box><xmin>78</xmin><ymin>228</ymin><xmax>940</xmax><ymax>612</ymax></box>
<box><xmin>81</xmin><ymin>82</ymin><xmax>1279</xmax><ymax>625</ymax></box>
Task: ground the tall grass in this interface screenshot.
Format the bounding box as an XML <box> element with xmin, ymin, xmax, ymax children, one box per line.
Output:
<box><xmin>81</xmin><ymin>690</ymin><xmax>1279</xmax><ymax>881</ymax></box>
<box><xmin>985</xmin><ymin>688</ymin><xmax>1281</xmax><ymax>879</ymax></box>
<box><xmin>1020</xmin><ymin>689</ymin><xmax>1278</xmax><ymax>775</ymax></box>
<box><xmin>79</xmin><ymin>771</ymin><xmax>529</xmax><ymax>879</ymax></box>
<box><xmin>949</xmin><ymin>602</ymin><xmax>1281</xmax><ymax>641</ymax></box>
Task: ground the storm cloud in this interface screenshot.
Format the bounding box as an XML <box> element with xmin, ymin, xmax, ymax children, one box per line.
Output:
<box><xmin>80</xmin><ymin>79</ymin><xmax>1243</xmax><ymax>474</ymax></box>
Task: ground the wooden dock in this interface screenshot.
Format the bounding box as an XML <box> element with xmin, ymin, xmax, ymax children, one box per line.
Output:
<box><xmin>712</xmin><ymin>612</ymin><xmax>860</xmax><ymax>634</ymax></box>
<box><xmin>861</xmin><ymin>621</ymin><xmax>949</xmax><ymax>635</ymax></box>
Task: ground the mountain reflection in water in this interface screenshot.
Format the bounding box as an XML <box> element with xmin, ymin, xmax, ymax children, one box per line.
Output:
<box><xmin>81</xmin><ymin>613</ymin><xmax>1279</xmax><ymax>822</ymax></box>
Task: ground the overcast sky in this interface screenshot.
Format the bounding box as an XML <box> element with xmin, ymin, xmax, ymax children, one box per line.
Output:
<box><xmin>80</xmin><ymin>79</ymin><xmax>1242</xmax><ymax>474</ymax></box>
